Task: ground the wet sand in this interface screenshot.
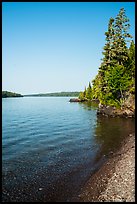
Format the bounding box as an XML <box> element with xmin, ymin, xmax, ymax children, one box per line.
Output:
<box><xmin>72</xmin><ymin>133</ymin><xmax>135</xmax><ymax>202</ymax></box>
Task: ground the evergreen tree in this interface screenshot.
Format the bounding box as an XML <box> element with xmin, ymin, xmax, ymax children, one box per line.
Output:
<box><xmin>112</xmin><ymin>8</ymin><xmax>132</xmax><ymax>65</ymax></box>
<box><xmin>83</xmin><ymin>87</ymin><xmax>87</xmax><ymax>98</ymax></box>
<box><xmin>86</xmin><ymin>82</ymin><xmax>92</xmax><ymax>99</ymax></box>
<box><xmin>94</xmin><ymin>8</ymin><xmax>133</xmax><ymax>106</ymax></box>
<box><xmin>127</xmin><ymin>40</ymin><xmax>135</xmax><ymax>78</ymax></box>
<box><xmin>78</xmin><ymin>8</ymin><xmax>134</xmax><ymax>107</ymax></box>
<box><xmin>127</xmin><ymin>40</ymin><xmax>135</xmax><ymax>94</ymax></box>
<box><xmin>92</xmin><ymin>74</ymin><xmax>103</xmax><ymax>100</ymax></box>
<box><xmin>98</xmin><ymin>17</ymin><xmax>115</xmax><ymax>100</ymax></box>
<box><xmin>105</xmin><ymin>65</ymin><xmax>131</xmax><ymax>103</ymax></box>
<box><xmin>79</xmin><ymin>92</ymin><xmax>85</xmax><ymax>100</ymax></box>
<box><xmin>89</xmin><ymin>82</ymin><xmax>91</xmax><ymax>89</ymax></box>
<box><xmin>100</xmin><ymin>17</ymin><xmax>115</xmax><ymax>70</ymax></box>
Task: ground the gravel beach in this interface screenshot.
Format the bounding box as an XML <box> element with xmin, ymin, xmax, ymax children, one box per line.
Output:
<box><xmin>73</xmin><ymin>133</ymin><xmax>135</xmax><ymax>202</ymax></box>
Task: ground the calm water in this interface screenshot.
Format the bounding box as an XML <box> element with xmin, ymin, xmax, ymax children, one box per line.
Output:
<box><xmin>2</xmin><ymin>97</ymin><xmax>135</xmax><ymax>202</ymax></box>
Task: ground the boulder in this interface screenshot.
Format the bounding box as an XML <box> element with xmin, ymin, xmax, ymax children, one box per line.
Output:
<box><xmin>97</xmin><ymin>104</ymin><xmax>134</xmax><ymax>118</ymax></box>
<box><xmin>69</xmin><ymin>98</ymin><xmax>81</xmax><ymax>102</ymax></box>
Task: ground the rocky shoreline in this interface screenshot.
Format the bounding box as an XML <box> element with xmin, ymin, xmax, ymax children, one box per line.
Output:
<box><xmin>69</xmin><ymin>96</ymin><xmax>135</xmax><ymax>202</ymax></box>
<box><xmin>69</xmin><ymin>95</ymin><xmax>135</xmax><ymax>118</ymax></box>
<box><xmin>69</xmin><ymin>98</ymin><xmax>99</xmax><ymax>103</ymax></box>
<box><xmin>72</xmin><ymin>132</ymin><xmax>135</xmax><ymax>202</ymax></box>
<box><xmin>97</xmin><ymin>104</ymin><xmax>135</xmax><ymax>118</ymax></box>
<box><xmin>97</xmin><ymin>94</ymin><xmax>135</xmax><ymax>118</ymax></box>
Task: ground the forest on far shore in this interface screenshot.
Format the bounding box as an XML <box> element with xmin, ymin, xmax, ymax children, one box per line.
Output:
<box><xmin>2</xmin><ymin>91</ymin><xmax>23</xmax><ymax>98</ymax></box>
<box><xmin>2</xmin><ymin>91</ymin><xmax>80</xmax><ymax>98</ymax></box>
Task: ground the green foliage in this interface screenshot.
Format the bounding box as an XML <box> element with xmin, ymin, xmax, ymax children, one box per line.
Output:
<box><xmin>92</xmin><ymin>74</ymin><xmax>102</xmax><ymax>100</ymax></box>
<box><xmin>129</xmin><ymin>87</ymin><xmax>135</xmax><ymax>94</ymax></box>
<box><xmin>83</xmin><ymin>87</ymin><xmax>87</xmax><ymax>98</ymax></box>
<box><xmin>105</xmin><ymin>65</ymin><xmax>131</xmax><ymax>96</ymax></box>
<box><xmin>79</xmin><ymin>8</ymin><xmax>135</xmax><ymax>108</ymax></box>
<box><xmin>79</xmin><ymin>92</ymin><xmax>85</xmax><ymax>100</ymax></box>
<box><xmin>24</xmin><ymin>92</ymin><xmax>81</xmax><ymax>97</ymax></box>
<box><xmin>126</xmin><ymin>40</ymin><xmax>135</xmax><ymax>77</ymax></box>
<box><xmin>100</xmin><ymin>17</ymin><xmax>115</xmax><ymax>70</ymax></box>
<box><xmin>85</xmin><ymin>82</ymin><xmax>93</xmax><ymax>100</ymax></box>
<box><xmin>2</xmin><ymin>91</ymin><xmax>23</xmax><ymax>98</ymax></box>
<box><xmin>112</xmin><ymin>8</ymin><xmax>132</xmax><ymax>66</ymax></box>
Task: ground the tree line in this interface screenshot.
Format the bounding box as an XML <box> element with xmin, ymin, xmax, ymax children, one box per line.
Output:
<box><xmin>2</xmin><ymin>91</ymin><xmax>23</xmax><ymax>98</ymax></box>
<box><xmin>24</xmin><ymin>92</ymin><xmax>81</xmax><ymax>97</ymax></box>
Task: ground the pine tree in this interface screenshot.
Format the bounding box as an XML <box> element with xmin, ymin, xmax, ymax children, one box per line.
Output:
<box><xmin>83</xmin><ymin>87</ymin><xmax>87</xmax><ymax>98</ymax></box>
<box><xmin>89</xmin><ymin>82</ymin><xmax>91</xmax><ymax>89</ymax></box>
<box><xmin>100</xmin><ymin>17</ymin><xmax>115</xmax><ymax>71</ymax></box>
<box><xmin>112</xmin><ymin>8</ymin><xmax>132</xmax><ymax>65</ymax></box>
<box><xmin>79</xmin><ymin>8</ymin><xmax>134</xmax><ymax>106</ymax></box>
<box><xmin>98</xmin><ymin>17</ymin><xmax>115</xmax><ymax>100</ymax></box>
<box><xmin>127</xmin><ymin>40</ymin><xmax>135</xmax><ymax>94</ymax></box>
<box><xmin>86</xmin><ymin>82</ymin><xmax>92</xmax><ymax>99</ymax></box>
<box><xmin>127</xmin><ymin>40</ymin><xmax>135</xmax><ymax>78</ymax></box>
<box><xmin>94</xmin><ymin>8</ymin><xmax>133</xmax><ymax>106</ymax></box>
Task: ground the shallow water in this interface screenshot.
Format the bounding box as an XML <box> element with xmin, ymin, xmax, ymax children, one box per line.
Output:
<box><xmin>2</xmin><ymin>97</ymin><xmax>135</xmax><ymax>202</ymax></box>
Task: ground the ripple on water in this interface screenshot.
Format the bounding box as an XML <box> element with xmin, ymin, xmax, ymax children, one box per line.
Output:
<box><xmin>2</xmin><ymin>97</ymin><xmax>135</xmax><ymax>202</ymax></box>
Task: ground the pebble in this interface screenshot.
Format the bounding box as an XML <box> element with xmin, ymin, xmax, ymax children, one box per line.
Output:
<box><xmin>78</xmin><ymin>133</ymin><xmax>135</xmax><ymax>202</ymax></box>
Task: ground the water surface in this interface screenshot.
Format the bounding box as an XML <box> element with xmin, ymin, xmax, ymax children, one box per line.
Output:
<box><xmin>2</xmin><ymin>97</ymin><xmax>135</xmax><ymax>202</ymax></box>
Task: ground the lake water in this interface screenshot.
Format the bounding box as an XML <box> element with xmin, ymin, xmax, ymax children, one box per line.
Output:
<box><xmin>2</xmin><ymin>97</ymin><xmax>135</xmax><ymax>202</ymax></box>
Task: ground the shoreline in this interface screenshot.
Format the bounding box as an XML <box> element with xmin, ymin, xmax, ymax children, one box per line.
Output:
<box><xmin>71</xmin><ymin>132</ymin><xmax>135</xmax><ymax>202</ymax></box>
<box><xmin>69</xmin><ymin>96</ymin><xmax>135</xmax><ymax>118</ymax></box>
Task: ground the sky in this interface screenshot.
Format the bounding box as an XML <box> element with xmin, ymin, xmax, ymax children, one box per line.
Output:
<box><xmin>2</xmin><ymin>2</ymin><xmax>135</xmax><ymax>95</ymax></box>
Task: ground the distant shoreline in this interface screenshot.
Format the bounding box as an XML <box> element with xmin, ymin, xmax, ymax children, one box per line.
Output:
<box><xmin>23</xmin><ymin>92</ymin><xmax>81</xmax><ymax>97</ymax></box>
<box><xmin>2</xmin><ymin>91</ymin><xmax>23</xmax><ymax>98</ymax></box>
<box><xmin>2</xmin><ymin>96</ymin><xmax>23</xmax><ymax>98</ymax></box>
<box><xmin>2</xmin><ymin>91</ymin><xmax>81</xmax><ymax>98</ymax></box>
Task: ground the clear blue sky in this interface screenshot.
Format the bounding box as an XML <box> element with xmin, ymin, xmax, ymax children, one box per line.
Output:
<box><xmin>2</xmin><ymin>2</ymin><xmax>135</xmax><ymax>95</ymax></box>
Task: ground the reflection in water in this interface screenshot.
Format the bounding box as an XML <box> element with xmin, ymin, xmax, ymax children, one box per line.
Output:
<box><xmin>2</xmin><ymin>98</ymin><xmax>135</xmax><ymax>202</ymax></box>
<box><xmin>93</xmin><ymin>116</ymin><xmax>135</xmax><ymax>162</ymax></box>
<box><xmin>76</xmin><ymin>101</ymin><xmax>135</xmax><ymax>169</ymax></box>
<box><xmin>79</xmin><ymin>101</ymin><xmax>99</xmax><ymax>110</ymax></box>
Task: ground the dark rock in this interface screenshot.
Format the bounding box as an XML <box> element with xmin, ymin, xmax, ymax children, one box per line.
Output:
<box><xmin>69</xmin><ymin>98</ymin><xmax>81</xmax><ymax>102</ymax></box>
<box><xmin>97</xmin><ymin>104</ymin><xmax>134</xmax><ymax>118</ymax></box>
